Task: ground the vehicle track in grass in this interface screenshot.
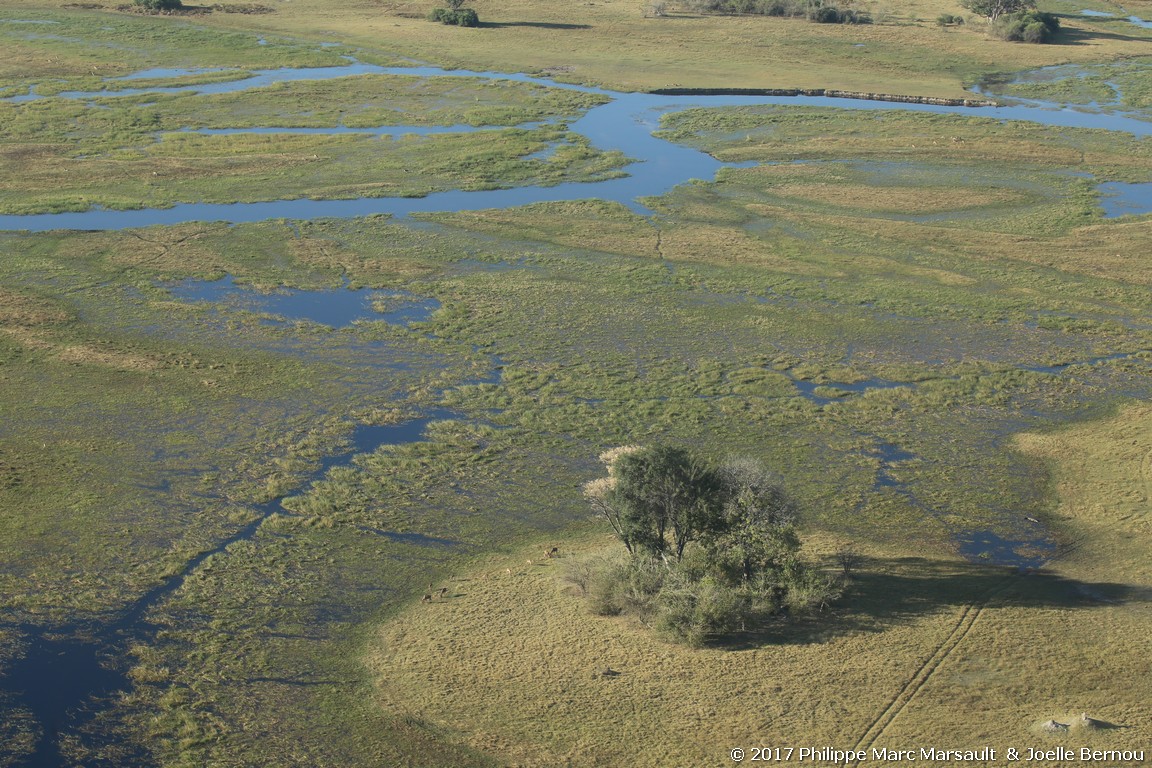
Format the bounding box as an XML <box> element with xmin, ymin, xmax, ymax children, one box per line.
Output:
<box><xmin>843</xmin><ymin>576</ymin><xmax>1020</xmax><ymax>765</ymax></box>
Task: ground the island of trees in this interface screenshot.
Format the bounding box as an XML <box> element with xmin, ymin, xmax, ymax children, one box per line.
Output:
<box><xmin>579</xmin><ymin>445</ymin><xmax>847</xmax><ymax>646</ymax></box>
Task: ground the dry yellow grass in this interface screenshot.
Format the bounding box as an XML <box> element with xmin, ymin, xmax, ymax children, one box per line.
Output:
<box><xmin>11</xmin><ymin>0</ymin><xmax>1152</xmax><ymax>94</ymax></box>
<box><xmin>771</xmin><ymin>182</ymin><xmax>1026</xmax><ymax>214</ymax></box>
<box><xmin>370</xmin><ymin>406</ymin><xmax>1152</xmax><ymax>766</ymax></box>
<box><xmin>425</xmin><ymin>201</ymin><xmax>662</xmax><ymax>258</ymax></box>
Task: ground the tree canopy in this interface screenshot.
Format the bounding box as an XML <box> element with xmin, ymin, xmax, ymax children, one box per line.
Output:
<box><xmin>960</xmin><ymin>0</ymin><xmax>1034</xmax><ymax>20</ymax></box>
<box><xmin>586</xmin><ymin>445</ymin><xmax>721</xmax><ymax>561</ymax></box>
<box><xmin>581</xmin><ymin>445</ymin><xmax>843</xmax><ymax>645</ymax></box>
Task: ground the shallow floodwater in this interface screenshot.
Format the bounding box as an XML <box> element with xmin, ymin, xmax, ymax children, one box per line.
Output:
<box><xmin>168</xmin><ymin>275</ymin><xmax>440</xmax><ymax>328</ymax></box>
<box><xmin>1097</xmin><ymin>181</ymin><xmax>1152</xmax><ymax>217</ymax></box>
<box><xmin>5</xmin><ymin>401</ymin><xmax>474</xmax><ymax>768</ymax></box>
<box><xmin>1078</xmin><ymin>8</ymin><xmax>1152</xmax><ymax>27</ymax></box>
<box><xmin>956</xmin><ymin>530</ymin><xmax>1050</xmax><ymax>569</ymax></box>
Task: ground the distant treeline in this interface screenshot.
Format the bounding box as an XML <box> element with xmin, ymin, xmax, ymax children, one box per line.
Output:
<box><xmin>687</xmin><ymin>0</ymin><xmax>871</xmax><ymax>23</ymax></box>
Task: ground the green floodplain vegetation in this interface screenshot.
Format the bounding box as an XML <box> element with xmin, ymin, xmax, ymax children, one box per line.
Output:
<box><xmin>0</xmin><ymin>0</ymin><xmax>1151</xmax><ymax>766</ymax></box>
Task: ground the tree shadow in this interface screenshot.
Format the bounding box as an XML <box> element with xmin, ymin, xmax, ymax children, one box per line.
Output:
<box><xmin>714</xmin><ymin>557</ymin><xmax>1144</xmax><ymax>649</ymax></box>
<box><xmin>1049</xmin><ymin>19</ymin><xmax>1152</xmax><ymax>46</ymax></box>
<box><xmin>480</xmin><ymin>21</ymin><xmax>592</xmax><ymax>29</ymax></box>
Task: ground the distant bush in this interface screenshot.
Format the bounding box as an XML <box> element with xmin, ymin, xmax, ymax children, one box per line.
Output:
<box><xmin>429</xmin><ymin>6</ymin><xmax>480</xmax><ymax>25</ymax></box>
<box><xmin>211</xmin><ymin>3</ymin><xmax>275</xmax><ymax>12</ymax></box>
<box><xmin>807</xmin><ymin>2</ymin><xmax>868</xmax><ymax>22</ymax></box>
<box><xmin>936</xmin><ymin>12</ymin><xmax>964</xmax><ymax>24</ymax></box>
<box><xmin>686</xmin><ymin>0</ymin><xmax>869</xmax><ymax>22</ymax></box>
<box><xmin>134</xmin><ymin>0</ymin><xmax>182</xmax><ymax>8</ymax></box>
<box><xmin>991</xmin><ymin>10</ymin><xmax>1059</xmax><ymax>41</ymax></box>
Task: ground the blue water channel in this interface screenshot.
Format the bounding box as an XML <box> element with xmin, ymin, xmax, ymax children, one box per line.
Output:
<box><xmin>1078</xmin><ymin>8</ymin><xmax>1152</xmax><ymax>27</ymax></box>
<box><xmin>3</xmin><ymin>58</ymin><xmax>1152</xmax><ymax>231</ymax></box>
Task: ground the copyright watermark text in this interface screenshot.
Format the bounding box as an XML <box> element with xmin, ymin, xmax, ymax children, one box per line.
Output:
<box><xmin>727</xmin><ymin>746</ymin><xmax>1146</xmax><ymax>763</ymax></box>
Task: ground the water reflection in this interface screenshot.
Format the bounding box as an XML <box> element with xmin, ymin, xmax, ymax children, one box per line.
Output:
<box><xmin>168</xmin><ymin>275</ymin><xmax>439</xmax><ymax>328</ymax></box>
<box><xmin>1097</xmin><ymin>181</ymin><xmax>1152</xmax><ymax>217</ymax></box>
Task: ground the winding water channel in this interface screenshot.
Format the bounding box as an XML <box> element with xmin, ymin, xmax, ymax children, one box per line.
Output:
<box><xmin>4</xmin><ymin>58</ymin><xmax>1152</xmax><ymax>231</ymax></box>
<box><xmin>3</xmin><ymin>52</ymin><xmax>1152</xmax><ymax>767</ymax></box>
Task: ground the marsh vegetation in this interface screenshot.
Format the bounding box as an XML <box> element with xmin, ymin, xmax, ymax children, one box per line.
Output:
<box><xmin>0</xmin><ymin>1</ymin><xmax>1151</xmax><ymax>766</ymax></box>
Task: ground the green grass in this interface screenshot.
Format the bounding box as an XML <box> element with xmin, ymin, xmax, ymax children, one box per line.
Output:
<box><xmin>0</xmin><ymin>125</ymin><xmax>626</xmax><ymax>214</ymax></box>
<box><xmin>0</xmin><ymin>70</ymin><xmax>616</xmax><ymax>214</ymax></box>
<box><xmin>0</xmin><ymin>6</ymin><xmax>357</xmax><ymax>82</ymax></box>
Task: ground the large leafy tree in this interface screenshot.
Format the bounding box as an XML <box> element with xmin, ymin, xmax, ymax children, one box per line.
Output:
<box><xmin>584</xmin><ymin>445</ymin><xmax>723</xmax><ymax>561</ymax></box>
<box><xmin>582</xmin><ymin>446</ymin><xmax>842</xmax><ymax>644</ymax></box>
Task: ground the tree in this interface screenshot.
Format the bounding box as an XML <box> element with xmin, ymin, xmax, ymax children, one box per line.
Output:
<box><xmin>991</xmin><ymin>10</ymin><xmax>1059</xmax><ymax>41</ymax></box>
<box><xmin>429</xmin><ymin>0</ymin><xmax>480</xmax><ymax>26</ymax></box>
<box><xmin>581</xmin><ymin>446</ymin><xmax>843</xmax><ymax>644</ymax></box>
<box><xmin>960</xmin><ymin>0</ymin><xmax>1034</xmax><ymax>21</ymax></box>
<box><xmin>428</xmin><ymin>3</ymin><xmax>480</xmax><ymax>25</ymax></box>
<box><xmin>584</xmin><ymin>445</ymin><xmax>723</xmax><ymax>561</ymax></box>
<box><xmin>705</xmin><ymin>457</ymin><xmax>801</xmax><ymax>586</ymax></box>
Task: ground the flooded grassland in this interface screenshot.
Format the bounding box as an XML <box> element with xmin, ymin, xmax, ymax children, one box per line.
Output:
<box><xmin>1</xmin><ymin>6</ymin><xmax>1151</xmax><ymax>767</ymax></box>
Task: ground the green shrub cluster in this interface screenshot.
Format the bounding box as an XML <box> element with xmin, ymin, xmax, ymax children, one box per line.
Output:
<box><xmin>991</xmin><ymin>10</ymin><xmax>1059</xmax><ymax>42</ymax></box>
<box><xmin>581</xmin><ymin>447</ymin><xmax>844</xmax><ymax>646</ymax></box>
<box><xmin>584</xmin><ymin>548</ymin><xmax>842</xmax><ymax>647</ymax></box>
<box><xmin>687</xmin><ymin>0</ymin><xmax>870</xmax><ymax>22</ymax></box>
<box><xmin>936</xmin><ymin>13</ymin><xmax>965</xmax><ymax>24</ymax></box>
<box><xmin>428</xmin><ymin>7</ymin><xmax>480</xmax><ymax>26</ymax></box>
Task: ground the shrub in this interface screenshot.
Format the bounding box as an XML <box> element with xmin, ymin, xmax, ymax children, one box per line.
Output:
<box><xmin>586</xmin><ymin>563</ymin><xmax>626</xmax><ymax>616</ymax></box>
<box><xmin>991</xmin><ymin>9</ymin><xmax>1059</xmax><ymax>41</ymax></box>
<box><xmin>655</xmin><ymin>577</ymin><xmax>745</xmax><ymax>647</ymax></box>
<box><xmin>1022</xmin><ymin>20</ymin><xmax>1047</xmax><ymax>42</ymax></box>
<box><xmin>807</xmin><ymin>4</ymin><xmax>841</xmax><ymax>22</ymax></box>
<box><xmin>455</xmin><ymin>8</ymin><xmax>480</xmax><ymax>25</ymax></box>
<box><xmin>780</xmin><ymin>563</ymin><xmax>843</xmax><ymax>613</ymax></box>
<box><xmin>684</xmin><ymin>0</ymin><xmax>866</xmax><ymax>20</ymax></box>
<box><xmin>134</xmin><ymin>0</ymin><xmax>182</xmax><ymax>8</ymax></box>
<box><xmin>429</xmin><ymin>6</ymin><xmax>480</xmax><ymax>25</ymax></box>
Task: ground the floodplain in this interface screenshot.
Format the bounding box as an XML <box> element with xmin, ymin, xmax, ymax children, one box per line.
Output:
<box><xmin>0</xmin><ymin>1</ymin><xmax>1151</xmax><ymax>767</ymax></box>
